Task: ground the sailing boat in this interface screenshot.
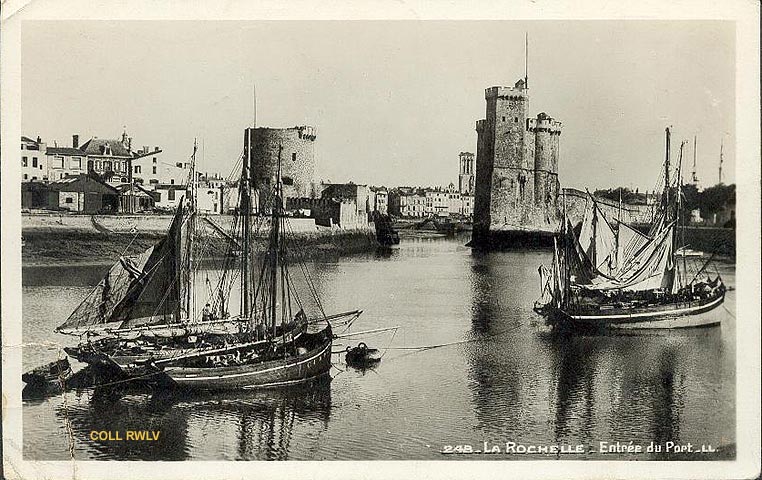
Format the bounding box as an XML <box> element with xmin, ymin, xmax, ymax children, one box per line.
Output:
<box><xmin>536</xmin><ymin>127</ymin><xmax>726</xmax><ymax>330</ymax></box>
<box><xmin>59</xmin><ymin>141</ymin><xmax>362</xmax><ymax>383</ymax></box>
<box><xmin>151</xmin><ymin>145</ymin><xmax>338</xmax><ymax>389</ymax></box>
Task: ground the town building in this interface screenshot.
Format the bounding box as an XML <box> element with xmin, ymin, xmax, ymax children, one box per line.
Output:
<box><xmin>21</xmin><ymin>136</ymin><xmax>48</xmax><ymax>182</ymax></box>
<box><xmin>196</xmin><ymin>175</ymin><xmax>232</xmax><ymax>215</ymax></box>
<box><xmin>370</xmin><ymin>187</ymin><xmax>388</xmax><ymax>214</ymax></box>
<box><xmin>115</xmin><ymin>183</ymin><xmax>156</xmax><ymax>213</ymax></box>
<box><xmin>314</xmin><ymin>183</ymin><xmax>371</xmax><ymax>220</ymax></box>
<box><xmin>131</xmin><ymin>146</ymin><xmax>179</xmax><ymax>186</ymax></box>
<box><xmin>151</xmin><ymin>184</ymin><xmax>189</xmax><ymax>211</ymax></box>
<box><xmin>286</xmin><ymin>197</ymin><xmax>366</xmax><ymax>230</ymax></box>
<box><xmin>389</xmin><ymin>188</ymin><xmax>425</xmax><ymax>218</ymax></box>
<box><xmin>473</xmin><ymin>78</ymin><xmax>562</xmax><ymax>246</ymax></box>
<box><xmin>22</xmin><ymin>132</ymin><xmax>164</xmax><ymax>186</ymax></box>
<box><xmin>44</xmin><ymin>174</ymin><xmax>120</xmax><ymax>213</ymax></box>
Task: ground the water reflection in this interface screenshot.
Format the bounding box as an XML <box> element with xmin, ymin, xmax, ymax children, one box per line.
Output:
<box><xmin>57</xmin><ymin>377</ymin><xmax>331</xmax><ymax>461</ymax></box>
<box><xmin>465</xmin><ymin>249</ymin><xmax>732</xmax><ymax>459</ymax></box>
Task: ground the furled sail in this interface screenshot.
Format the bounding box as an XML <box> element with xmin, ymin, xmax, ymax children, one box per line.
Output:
<box><xmin>55</xmin><ymin>246</ymin><xmax>155</xmax><ymax>335</ymax></box>
<box><xmin>111</xmin><ymin>203</ymin><xmax>187</xmax><ymax>329</ymax></box>
<box><xmin>55</xmin><ymin>202</ymin><xmax>188</xmax><ymax>335</ymax></box>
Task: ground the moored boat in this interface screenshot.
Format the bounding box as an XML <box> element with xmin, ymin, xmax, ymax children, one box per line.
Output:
<box><xmin>56</xmin><ymin>140</ymin><xmax>363</xmax><ymax>388</ymax></box>
<box><xmin>537</xmin><ymin>127</ymin><xmax>727</xmax><ymax>330</ymax></box>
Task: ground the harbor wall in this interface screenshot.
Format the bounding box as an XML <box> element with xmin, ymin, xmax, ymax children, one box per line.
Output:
<box><xmin>21</xmin><ymin>213</ymin><xmax>378</xmax><ymax>264</ymax></box>
<box><xmin>562</xmin><ymin>188</ymin><xmax>654</xmax><ymax>226</ymax></box>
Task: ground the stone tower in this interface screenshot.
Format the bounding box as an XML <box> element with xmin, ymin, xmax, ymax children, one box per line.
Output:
<box><xmin>473</xmin><ymin>79</ymin><xmax>562</xmax><ymax>246</ymax></box>
<box><xmin>243</xmin><ymin>126</ymin><xmax>317</xmax><ymax>210</ymax></box>
<box><xmin>458</xmin><ymin>151</ymin><xmax>475</xmax><ymax>195</ymax></box>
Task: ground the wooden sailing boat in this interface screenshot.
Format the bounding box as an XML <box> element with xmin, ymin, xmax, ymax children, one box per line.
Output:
<box><xmin>537</xmin><ymin>127</ymin><xmax>726</xmax><ymax>330</ymax></box>
<box><xmin>59</xmin><ymin>141</ymin><xmax>362</xmax><ymax>382</ymax></box>
<box><xmin>154</xmin><ymin>145</ymin><xmax>337</xmax><ymax>389</ymax></box>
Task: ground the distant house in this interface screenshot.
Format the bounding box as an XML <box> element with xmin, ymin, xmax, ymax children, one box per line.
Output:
<box><xmin>21</xmin><ymin>136</ymin><xmax>47</xmax><ymax>182</ymax></box>
<box><xmin>46</xmin><ymin>174</ymin><xmax>120</xmax><ymax>213</ymax></box>
<box><xmin>151</xmin><ymin>184</ymin><xmax>189</xmax><ymax>211</ymax></box>
<box><xmin>22</xmin><ymin>132</ymin><xmax>164</xmax><ymax>185</ymax></box>
<box><xmin>79</xmin><ymin>136</ymin><xmax>135</xmax><ymax>184</ymax></box>
<box><xmin>131</xmin><ymin>146</ymin><xmax>183</xmax><ymax>187</ymax></box>
<box><xmin>315</xmin><ymin>183</ymin><xmax>370</xmax><ymax>219</ymax></box>
<box><xmin>115</xmin><ymin>183</ymin><xmax>155</xmax><ymax>213</ymax></box>
<box><xmin>370</xmin><ymin>186</ymin><xmax>388</xmax><ymax>214</ymax></box>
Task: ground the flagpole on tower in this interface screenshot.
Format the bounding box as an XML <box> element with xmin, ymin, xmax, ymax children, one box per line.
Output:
<box><xmin>525</xmin><ymin>32</ymin><xmax>529</xmax><ymax>88</ymax></box>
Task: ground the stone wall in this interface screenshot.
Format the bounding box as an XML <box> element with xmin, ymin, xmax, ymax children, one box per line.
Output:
<box><xmin>562</xmin><ymin>188</ymin><xmax>654</xmax><ymax>226</ymax></box>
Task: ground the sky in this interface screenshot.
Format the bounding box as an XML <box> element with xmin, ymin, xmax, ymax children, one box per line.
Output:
<box><xmin>21</xmin><ymin>20</ymin><xmax>735</xmax><ymax>191</ymax></box>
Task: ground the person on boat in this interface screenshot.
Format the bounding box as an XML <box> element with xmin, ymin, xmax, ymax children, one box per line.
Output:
<box><xmin>202</xmin><ymin>303</ymin><xmax>212</xmax><ymax>322</ymax></box>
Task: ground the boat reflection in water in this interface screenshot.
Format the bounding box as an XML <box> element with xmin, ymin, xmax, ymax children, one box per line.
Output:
<box><xmin>55</xmin><ymin>376</ymin><xmax>331</xmax><ymax>461</ymax></box>
<box><xmin>465</xmin><ymin>250</ymin><xmax>733</xmax><ymax>460</ymax></box>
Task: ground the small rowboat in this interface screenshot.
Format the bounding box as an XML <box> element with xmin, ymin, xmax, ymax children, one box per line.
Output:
<box><xmin>345</xmin><ymin>342</ymin><xmax>381</xmax><ymax>369</ymax></box>
<box><xmin>22</xmin><ymin>358</ymin><xmax>73</xmax><ymax>393</ymax></box>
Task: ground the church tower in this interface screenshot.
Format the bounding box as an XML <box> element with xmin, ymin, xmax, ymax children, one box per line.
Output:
<box><xmin>458</xmin><ymin>152</ymin><xmax>475</xmax><ymax>195</ymax></box>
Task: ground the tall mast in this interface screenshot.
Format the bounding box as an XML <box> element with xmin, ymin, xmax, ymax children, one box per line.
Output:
<box><xmin>269</xmin><ymin>145</ymin><xmax>284</xmax><ymax>336</ymax></box>
<box><xmin>189</xmin><ymin>139</ymin><xmax>197</xmax><ymax>321</ymax></box>
<box><xmin>692</xmin><ymin>135</ymin><xmax>698</xmax><ymax>185</ymax></box>
<box><xmin>664</xmin><ymin>126</ymin><xmax>671</xmax><ymax>221</ymax></box>
<box><xmin>241</xmin><ymin>130</ymin><xmax>252</xmax><ymax>319</ymax></box>
<box><xmin>718</xmin><ymin>138</ymin><xmax>724</xmax><ymax>184</ymax></box>
<box><xmin>177</xmin><ymin>140</ymin><xmax>198</xmax><ymax>323</ymax></box>
<box><xmin>676</xmin><ymin>141</ymin><xmax>685</xmax><ymax>288</ymax></box>
<box><xmin>524</xmin><ymin>32</ymin><xmax>529</xmax><ymax>89</ymax></box>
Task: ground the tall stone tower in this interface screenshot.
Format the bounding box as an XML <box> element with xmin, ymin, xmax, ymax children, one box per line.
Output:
<box><xmin>458</xmin><ymin>151</ymin><xmax>475</xmax><ymax>195</ymax></box>
<box><xmin>243</xmin><ymin>125</ymin><xmax>317</xmax><ymax>210</ymax></box>
<box><xmin>473</xmin><ymin>79</ymin><xmax>562</xmax><ymax>247</ymax></box>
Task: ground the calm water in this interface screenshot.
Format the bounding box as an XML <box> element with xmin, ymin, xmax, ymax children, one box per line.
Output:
<box><xmin>22</xmin><ymin>234</ymin><xmax>736</xmax><ymax>460</ymax></box>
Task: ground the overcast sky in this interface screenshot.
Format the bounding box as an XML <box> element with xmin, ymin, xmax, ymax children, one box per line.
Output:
<box><xmin>21</xmin><ymin>20</ymin><xmax>734</xmax><ymax>190</ymax></box>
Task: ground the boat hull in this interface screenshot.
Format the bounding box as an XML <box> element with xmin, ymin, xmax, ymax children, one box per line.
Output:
<box><xmin>160</xmin><ymin>329</ymin><xmax>333</xmax><ymax>390</ymax></box>
<box><xmin>553</xmin><ymin>292</ymin><xmax>725</xmax><ymax>330</ymax></box>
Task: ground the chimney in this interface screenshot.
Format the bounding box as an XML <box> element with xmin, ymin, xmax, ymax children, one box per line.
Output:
<box><xmin>72</xmin><ymin>134</ymin><xmax>79</xmax><ymax>148</ymax></box>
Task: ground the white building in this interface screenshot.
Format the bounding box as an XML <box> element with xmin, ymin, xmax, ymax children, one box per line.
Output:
<box><xmin>371</xmin><ymin>187</ymin><xmax>388</xmax><ymax>214</ymax></box>
<box><xmin>21</xmin><ymin>136</ymin><xmax>48</xmax><ymax>182</ymax></box>
<box><xmin>132</xmin><ymin>146</ymin><xmax>186</xmax><ymax>187</ymax></box>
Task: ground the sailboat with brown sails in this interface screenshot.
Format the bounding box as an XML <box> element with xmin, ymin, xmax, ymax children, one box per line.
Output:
<box><xmin>58</xmin><ymin>141</ymin><xmax>362</xmax><ymax>387</ymax></box>
<box><xmin>536</xmin><ymin>127</ymin><xmax>726</xmax><ymax>330</ymax></box>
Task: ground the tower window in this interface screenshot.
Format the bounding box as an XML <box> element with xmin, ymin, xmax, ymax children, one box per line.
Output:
<box><xmin>292</xmin><ymin>153</ymin><xmax>297</xmax><ymax>162</ymax></box>
<box><xmin>514</xmin><ymin>117</ymin><xmax>518</xmax><ymax>123</ymax></box>
<box><xmin>502</xmin><ymin>117</ymin><xmax>506</xmax><ymax>122</ymax></box>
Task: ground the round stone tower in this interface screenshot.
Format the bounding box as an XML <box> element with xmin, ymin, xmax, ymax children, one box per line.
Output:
<box><xmin>243</xmin><ymin>126</ymin><xmax>317</xmax><ymax>208</ymax></box>
<box><xmin>533</xmin><ymin>112</ymin><xmax>561</xmax><ymax>207</ymax></box>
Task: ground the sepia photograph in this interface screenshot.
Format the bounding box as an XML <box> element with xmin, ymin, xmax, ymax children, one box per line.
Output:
<box><xmin>2</xmin><ymin>1</ymin><xmax>760</xmax><ymax>479</ymax></box>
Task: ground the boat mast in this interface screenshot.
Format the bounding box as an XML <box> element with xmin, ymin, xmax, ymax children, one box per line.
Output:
<box><xmin>692</xmin><ymin>135</ymin><xmax>699</xmax><ymax>185</ymax></box>
<box><xmin>269</xmin><ymin>145</ymin><xmax>284</xmax><ymax>337</ymax></box>
<box><xmin>241</xmin><ymin>130</ymin><xmax>252</xmax><ymax>319</ymax></box>
<box><xmin>676</xmin><ymin>141</ymin><xmax>685</xmax><ymax>289</ymax></box>
<box><xmin>188</xmin><ymin>139</ymin><xmax>197</xmax><ymax>321</ymax></box>
<box><xmin>664</xmin><ymin>126</ymin><xmax>671</xmax><ymax>222</ymax></box>
<box><xmin>718</xmin><ymin>138</ymin><xmax>724</xmax><ymax>184</ymax></box>
<box><xmin>176</xmin><ymin>140</ymin><xmax>198</xmax><ymax>323</ymax></box>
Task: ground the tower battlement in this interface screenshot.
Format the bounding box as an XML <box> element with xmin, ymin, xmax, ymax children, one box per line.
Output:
<box><xmin>485</xmin><ymin>79</ymin><xmax>528</xmax><ymax>100</ymax></box>
<box><xmin>527</xmin><ymin>114</ymin><xmax>562</xmax><ymax>134</ymax></box>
